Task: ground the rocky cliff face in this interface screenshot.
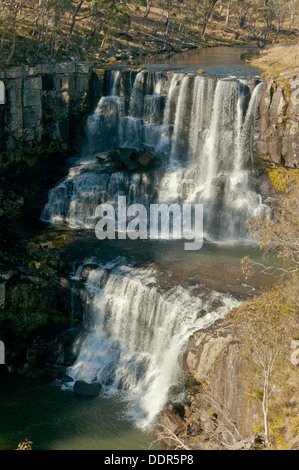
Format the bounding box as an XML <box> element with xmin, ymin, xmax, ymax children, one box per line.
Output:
<box><xmin>0</xmin><ymin>228</ymin><xmax>86</xmax><ymax>379</ymax></box>
<box><xmin>257</xmin><ymin>71</ymin><xmax>299</xmax><ymax>169</ymax></box>
<box><xmin>1</xmin><ymin>64</ymin><xmax>298</xmax><ymax>170</ymax></box>
<box><xmin>182</xmin><ymin>320</ymin><xmax>259</xmax><ymax>438</ymax></box>
<box><xmin>175</xmin><ymin>70</ymin><xmax>299</xmax><ymax>447</ymax></box>
<box><xmin>0</xmin><ymin>62</ymin><xmax>104</xmax><ymax>153</ymax></box>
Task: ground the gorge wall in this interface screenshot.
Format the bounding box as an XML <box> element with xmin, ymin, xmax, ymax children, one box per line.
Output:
<box><xmin>0</xmin><ymin>62</ymin><xmax>298</xmax><ymax>170</ymax></box>
<box><xmin>0</xmin><ymin>62</ymin><xmax>104</xmax><ymax>154</ymax></box>
<box><xmin>257</xmin><ymin>70</ymin><xmax>299</xmax><ymax>169</ymax></box>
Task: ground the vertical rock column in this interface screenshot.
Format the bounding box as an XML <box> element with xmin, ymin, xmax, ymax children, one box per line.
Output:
<box><xmin>0</xmin><ymin>63</ymin><xmax>98</xmax><ymax>153</ymax></box>
<box><xmin>257</xmin><ymin>73</ymin><xmax>299</xmax><ymax>169</ymax></box>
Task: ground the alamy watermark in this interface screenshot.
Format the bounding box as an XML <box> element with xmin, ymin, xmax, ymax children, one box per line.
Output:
<box><xmin>95</xmin><ymin>197</ymin><xmax>204</xmax><ymax>251</ymax></box>
<box><xmin>0</xmin><ymin>340</ymin><xmax>5</xmax><ymax>365</ymax></box>
<box><xmin>291</xmin><ymin>341</ymin><xmax>299</xmax><ymax>366</ymax></box>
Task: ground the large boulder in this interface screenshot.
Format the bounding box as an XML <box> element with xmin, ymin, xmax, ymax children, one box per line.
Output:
<box><xmin>96</xmin><ymin>147</ymin><xmax>158</xmax><ymax>172</ymax></box>
<box><xmin>73</xmin><ymin>380</ymin><xmax>102</xmax><ymax>397</ymax></box>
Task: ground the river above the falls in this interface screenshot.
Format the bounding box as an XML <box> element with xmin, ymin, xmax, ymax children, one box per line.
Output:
<box><xmin>145</xmin><ymin>46</ymin><xmax>263</xmax><ymax>78</ymax></box>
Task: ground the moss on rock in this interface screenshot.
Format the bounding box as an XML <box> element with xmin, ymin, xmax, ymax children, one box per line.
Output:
<box><xmin>267</xmin><ymin>168</ymin><xmax>299</xmax><ymax>192</ymax></box>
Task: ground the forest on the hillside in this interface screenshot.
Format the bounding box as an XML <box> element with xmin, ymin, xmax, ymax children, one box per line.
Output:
<box><xmin>0</xmin><ymin>0</ymin><xmax>298</xmax><ymax>66</ymax></box>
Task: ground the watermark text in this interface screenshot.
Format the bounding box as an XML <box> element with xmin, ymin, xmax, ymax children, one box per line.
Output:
<box><xmin>95</xmin><ymin>197</ymin><xmax>204</xmax><ymax>251</ymax></box>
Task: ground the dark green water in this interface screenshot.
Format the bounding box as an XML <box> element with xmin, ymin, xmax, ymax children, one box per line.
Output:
<box><xmin>0</xmin><ymin>236</ymin><xmax>277</xmax><ymax>451</ymax></box>
<box><xmin>0</xmin><ymin>374</ymin><xmax>159</xmax><ymax>450</ymax></box>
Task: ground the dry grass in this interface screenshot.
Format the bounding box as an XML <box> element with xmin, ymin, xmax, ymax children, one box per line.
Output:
<box><xmin>0</xmin><ymin>3</ymin><xmax>298</xmax><ymax>68</ymax></box>
<box><xmin>250</xmin><ymin>43</ymin><xmax>299</xmax><ymax>75</ymax></box>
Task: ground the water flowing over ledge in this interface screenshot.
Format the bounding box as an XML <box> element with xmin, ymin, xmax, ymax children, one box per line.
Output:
<box><xmin>41</xmin><ymin>68</ymin><xmax>272</xmax><ymax>429</ymax></box>
<box><xmin>66</xmin><ymin>258</ymin><xmax>240</xmax><ymax>429</ymax></box>
<box><xmin>42</xmin><ymin>69</ymin><xmax>270</xmax><ymax>243</ymax></box>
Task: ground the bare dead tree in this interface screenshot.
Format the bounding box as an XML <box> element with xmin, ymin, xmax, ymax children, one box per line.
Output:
<box><xmin>144</xmin><ymin>0</ymin><xmax>153</xmax><ymax>19</ymax></box>
<box><xmin>66</xmin><ymin>0</ymin><xmax>85</xmax><ymax>50</ymax></box>
<box><xmin>202</xmin><ymin>0</ymin><xmax>218</xmax><ymax>40</ymax></box>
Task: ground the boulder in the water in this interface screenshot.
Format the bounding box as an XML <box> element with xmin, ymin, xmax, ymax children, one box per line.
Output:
<box><xmin>73</xmin><ymin>380</ymin><xmax>102</xmax><ymax>397</ymax></box>
<box><xmin>138</xmin><ymin>149</ymin><xmax>155</xmax><ymax>167</ymax></box>
<box><xmin>99</xmin><ymin>147</ymin><xmax>158</xmax><ymax>171</ymax></box>
<box><xmin>61</xmin><ymin>373</ymin><xmax>74</xmax><ymax>383</ymax></box>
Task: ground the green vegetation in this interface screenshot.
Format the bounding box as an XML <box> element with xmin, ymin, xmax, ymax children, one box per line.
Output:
<box><xmin>266</xmin><ymin>168</ymin><xmax>299</xmax><ymax>192</ymax></box>
<box><xmin>232</xmin><ymin>177</ymin><xmax>299</xmax><ymax>448</ymax></box>
<box><xmin>231</xmin><ymin>279</ymin><xmax>298</xmax><ymax>448</ymax></box>
<box><xmin>16</xmin><ymin>438</ymin><xmax>33</xmax><ymax>450</ymax></box>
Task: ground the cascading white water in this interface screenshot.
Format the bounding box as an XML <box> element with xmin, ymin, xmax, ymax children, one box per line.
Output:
<box><xmin>41</xmin><ymin>69</ymin><xmax>270</xmax><ymax>428</ymax></box>
<box><xmin>67</xmin><ymin>260</ymin><xmax>240</xmax><ymax>428</ymax></box>
<box><xmin>110</xmin><ymin>70</ymin><xmax>121</xmax><ymax>97</ymax></box>
<box><xmin>42</xmin><ymin>69</ymin><xmax>269</xmax><ymax>241</ymax></box>
<box><xmin>169</xmin><ymin>74</ymin><xmax>192</xmax><ymax>165</ymax></box>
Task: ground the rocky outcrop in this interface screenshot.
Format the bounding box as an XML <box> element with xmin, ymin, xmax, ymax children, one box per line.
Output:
<box><xmin>74</xmin><ymin>380</ymin><xmax>102</xmax><ymax>397</ymax></box>
<box><xmin>95</xmin><ymin>147</ymin><xmax>159</xmax><ymax>171</ymax></box>
<box><xmin>183</xmin><ymin>320</ymin><xmax>259</xmax><ymax>438</ymax></box>
<box><xmin>0</xmin><ymin>229</ymin><xmax>86</xmax><ymax>378</ymax></box>
<box><xmin>177</xmin><ymin>308</ymin><xmax>299</xmax><ymax>450</ymax></box>
<box><xmin>0</xmin><ymin>62</ymin><xmax>104</xmax><ymax>153</ymax></box>
<box><xmin>257</xmin><ymin>71</ymin><xmax>299</xmax><ymax>168</ymax></box>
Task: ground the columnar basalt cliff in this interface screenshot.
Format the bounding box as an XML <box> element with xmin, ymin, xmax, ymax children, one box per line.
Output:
<box><xmin>0</xmin><ymin>64</ymin><xmax>298</xmax><ymax>169</ymax></box>
<box><xmin>0</xmin><ymin>62</ymin><xmax>104</xmax><ymax>153</ymax></box>
<box><xmin>257</xmin><ymin>71</ymin><xmax>299</xmax><ymax>169</ymax></box>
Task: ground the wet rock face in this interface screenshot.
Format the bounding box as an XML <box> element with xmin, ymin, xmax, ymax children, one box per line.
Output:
<box><xmin>0</xmin><ymin>229</ymin><xmax>86</xmax><ymax>377</ymax></box>
<box><xmin>96</xmin><ymin>147</ymin><xmax>159</xmax><ymax>172</ymax></box>
<box><xmin>257</xmin><ymin>73</ymin><xmax>299</xmax><ymax>169</ymax></box>
<box><xmin>73</xmin><ymin>380</ymin><xmax>102</xmax><ymax>397</ymax></box>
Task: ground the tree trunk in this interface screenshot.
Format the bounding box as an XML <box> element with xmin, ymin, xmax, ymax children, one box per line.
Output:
<box><xmin>7</xmin><ymin>17</ymin><xmax>17</xmax><ymax>63</ymax></box>
<box><xmin>218</xmin><ymin>0</ymin><xmax>224</xmax><ymax>16</ymax></box>
<box><xmin>144</xmin><ymin>0</ymin><xmax>152</xmax><ymax>19</ymax></box>
<box><xmin>67</xmin><ymin>0</ymin><xmax>85</xmax><ymax>50</ymax></box>
<box><xmin>226</xmin><ymin>1</ymin><xmax>231</xmax><ymax>26</ymax></box>
<box><xmin>202</xmin><ymin>0</ymin><xmax>218</xmax><ymax>40</ymax></box>
<box><xmin>1</xmin><ymin>32</ymin><xmax>5</xmax><ymax>51</ymax></box>
<box><xmin>239</xmin><ymin>14</ymin><xmax>246</xmax><ymax>28</ymax></box>
<box><xmin>262</xmin><ymin>381</ymin><xmax>268</xmax><ymax>446</ymax></box>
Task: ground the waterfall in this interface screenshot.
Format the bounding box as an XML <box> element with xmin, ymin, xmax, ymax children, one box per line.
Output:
<box><xmin>169</xmin><ymin>74</ymin><xmax>192</xmax><ymax>166</ymax></box>
<box><xmin>188</xmin><ymin>76</ymin><xmax>205</xmax><ymax>161</ymax></box>
<box><xmin>42</xmin><ymin>70</ymin><xmax>269</xmax><ymax>241</ymax></box>
<box><xmin>110</xmin><ymin>70</ymin><xmax>121</xmax><ymax>97</ymax></box>
<box><xmin>67</xmin><ymin>260</ymin><xmax>240</xmax><ymax>428</ymax></box>
<box><xmin>41</xmin><ymin>69</ymin><xmax>270</xmax><ymax>428</ymax></box>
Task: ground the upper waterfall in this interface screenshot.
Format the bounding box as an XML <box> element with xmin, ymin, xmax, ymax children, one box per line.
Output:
<box><xmin>42</xmin><ymin>69</ymin><xmax>269</xmax><ymax>242</ymax></box>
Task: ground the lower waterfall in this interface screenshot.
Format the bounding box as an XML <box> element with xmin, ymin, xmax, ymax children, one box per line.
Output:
<box><xmin>67</xmin><ymin>259</ymin><xmax>239</xmax><ymax>428</ymax></box>
<box><xmin>41</xmin><ymin>68</ymin><xmax>269</xmax><ymax>429</ymax></box>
